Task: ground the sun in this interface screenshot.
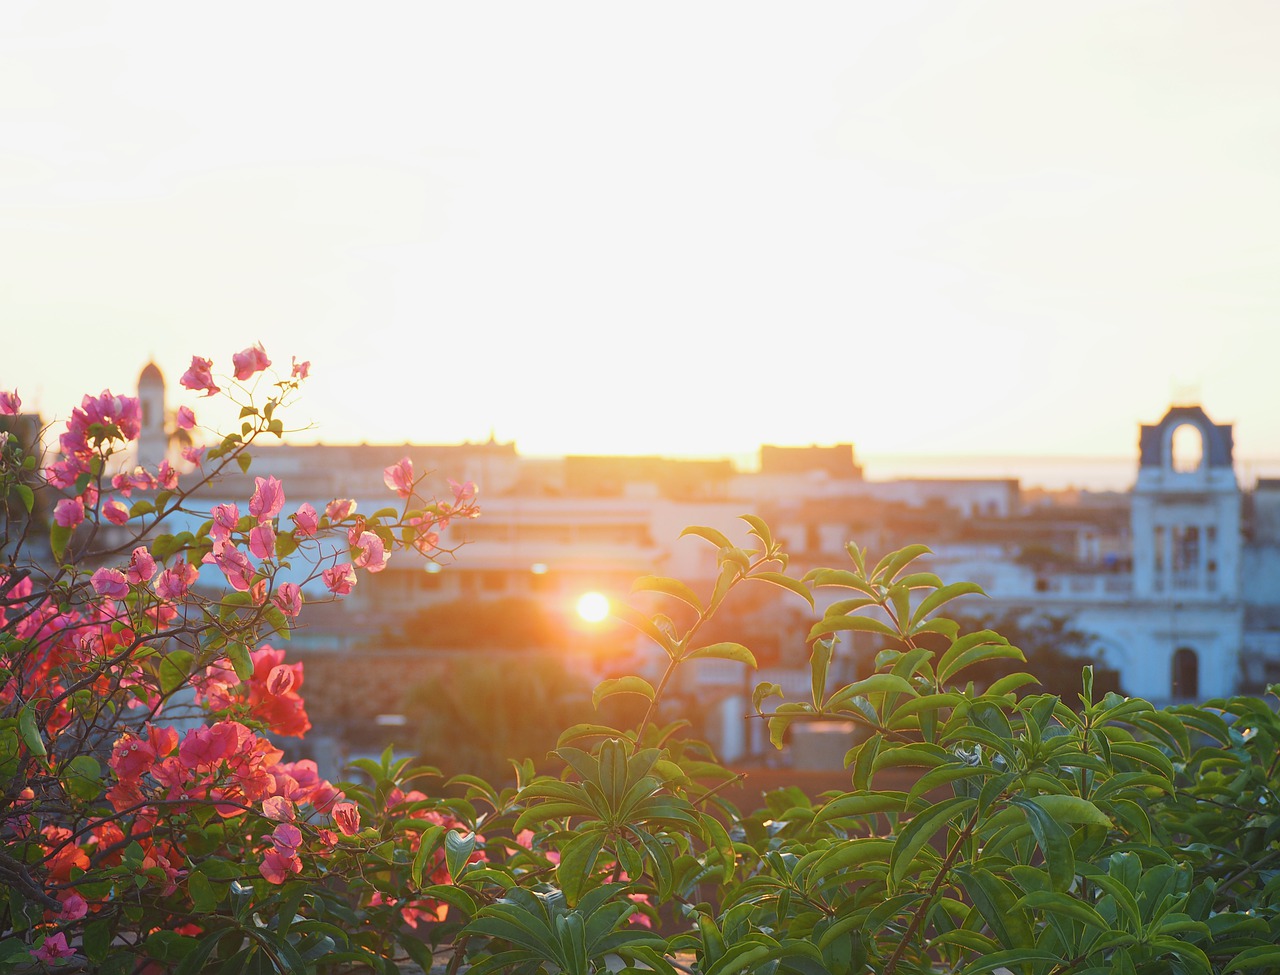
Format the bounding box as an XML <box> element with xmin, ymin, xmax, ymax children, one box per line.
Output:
<box><xmin>576</xmin><ymin>591</ymin><xmax>610</xmax><ymax>623</ymax></box>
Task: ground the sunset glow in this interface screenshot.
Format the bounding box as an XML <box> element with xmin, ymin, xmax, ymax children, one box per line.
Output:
<box><xmin>576</xmin><ymin>592</ymin><xmax>610</xmax><ymax>624</ymax></box>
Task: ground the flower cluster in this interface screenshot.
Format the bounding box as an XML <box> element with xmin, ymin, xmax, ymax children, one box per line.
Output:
<box><xmin>0</xmin><ymin>346</ymin><xmax>483</xmax><ymax>967</ymax></box>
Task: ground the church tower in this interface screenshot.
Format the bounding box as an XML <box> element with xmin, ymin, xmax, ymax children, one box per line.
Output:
<box><xmin>1130</xmin><ymin>406</ymin><xmax>1242</xmax><ymax>698</ymax></box>
<box><xmin>137</xmin><ymin>362</ymin><xmax>168</xmax><ymax>468</ymax></box>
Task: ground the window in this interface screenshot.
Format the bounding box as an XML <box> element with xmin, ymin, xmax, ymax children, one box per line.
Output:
<box><xmin>1170</xmin><ymin>424</ymin><xmax>1203</xmax><ymax>473</ymax></box>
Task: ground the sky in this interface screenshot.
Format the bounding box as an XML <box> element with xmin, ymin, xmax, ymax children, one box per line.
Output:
<box><xmin>3</xmin><ymin>2</ymin><xmax>1278</xmax><ymax>486</ymax></box>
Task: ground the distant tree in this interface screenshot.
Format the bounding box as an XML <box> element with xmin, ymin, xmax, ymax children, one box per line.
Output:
<box><xmin>953</xmin><ymin>610</ymin><xmax>1123</xmax><ymax>700</ymax></box>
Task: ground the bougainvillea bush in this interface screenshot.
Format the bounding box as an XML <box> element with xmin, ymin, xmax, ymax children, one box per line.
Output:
<box><xmin>4</xmin><ymin>356</ymin><xmax>1280</xmax><ymax>974</ymax></box>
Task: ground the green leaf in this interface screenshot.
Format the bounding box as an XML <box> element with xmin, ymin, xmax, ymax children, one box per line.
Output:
<box><xmin>685</xmin><ymin>642</ymin><xmax>757</xmax><ymax>667</ymax></box>
<box><xmin>872</xmin><ymin>544</ymin><xmax>932</xmax><ymax>583</ymax></box>
<box><xmin>15</xmin><ymin>483</ymin><xmax>34</xmax><ymax>513</ymax></box>
<box><xmin>557</xmin><ymin>829</ymin><xmax>607</xmax><ymax>906</ymax></box>
<box><xmin>1029</xmin><ymin>794</ymin><xmax>1112</xmax><ymax>827</ymax></box>
<box><xmin>807</xmin><ymin>615</ymin><xmax>898</xmax><ymax>641</ymax></box>
<box><xmin>680</xmin><ymin>525</ymin><xmax>733</xmax><ymax>549</ymax></box>
<box><xmin>1223</xmin><ymin>947</ymin><xmax>1280</xmax><ymax>973</ymax></box>
<box><xmin>410</xmin><ymin>825</ymin><xmax>445</xmax><ymax>887</ymax></box>
<box><xmin>226</xmin><ymin>643</ymin><xmax>253</xmax><ymax>682</ymax></box>
<box><xmin>444</xmin><ymin>829</ymin><xmax>476</xmax><ymax>884</ymax></box>
<box><xmin>237</xmin><ymin>452</ymin><xmax>252</xmax><ymax>473</ymax></box>
<box><xmin>890</xmin><ymin>796</ymin><xmax>975</xmax><ymax>887</ymax></box>
<box><xmin>631</xmin><ymin>575</ymin><xmax>703</xmax><ymax>612</ymax></box>
<box><xmin>1015</xmin><ymin>889</ymin><xmax>1109</xmax><ymax>930</ymax></box>
<box><xmin>63</xmin><ymin>755</ymin><xmax>102</xmax><ymax>801</ymax></box>
<box><xmin>18</xmin><ymin>701</ymin><xmax>45</xmax><ymax>758</ymax></box>
<box><xmin>187</xmin><ymin>869</ymin><xmax>219</xmax><ymax>913</ymax></box>
<box><xmin>610</xmin><ymin>602</ymin><xmax>677</xmax><ymax>656</ymax></box>
<box><xmin>159</xmin><ymin>649</ymin><xmax>195</xmax><ymax>696</ymax></box>
<box><xmin>739</xmin><ymin>514</ymin><xmax>774</xmax><ymax>550</ymax></box>
<box><xmin>909</xmin><ymin>582</ymin><xmax>986</xmax><ymax>629</ymax></box>
<box><xmin>50</xmin><ymin>522</ymin><xmax>72</xmax><ymax>560</ymax></box>
<box><xmin>936</xmin><ymin>630</ymin><xmax>1023</xmax><ymax>685</ymax></box>
<box><xmin>1012</xmin><ymin>797</ymin><xmax>1074</xmax><ymax>892</ymax></box>
<box><xmin>747</xmin><ymin>571</ymin><xmax>814</xmax><ymax>608</ymax></box>
<box><xmin>592</xmin><ymin>676</ymin><xmax>656</xmax><ymax>709</ymax></box>
<box><xmin>826</xmin><ymin>673</ymin><xmax>919</xmax><ymax>710</ymax></box>
<box><xmin>752</xmin><ymin>682</ymin><xmax>783</xmax><ymax>713</ymax></box>
<box><xmin>958</xmin><ymin>949</ymin><xmax>1065</xmax><ymax>974</ymax></box>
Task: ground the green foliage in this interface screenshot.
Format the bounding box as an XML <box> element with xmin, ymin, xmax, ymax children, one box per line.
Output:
<box><xmin>415</xmin><ymin>523</ymin><xmax>1280</xmax><ymax>974</ymax></box>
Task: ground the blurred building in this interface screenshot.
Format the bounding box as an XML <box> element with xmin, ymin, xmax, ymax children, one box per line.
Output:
<box><xmin>133</xmin><ymin>366</ymin><xmax>1280</xmax><ymax>770</ymax></box>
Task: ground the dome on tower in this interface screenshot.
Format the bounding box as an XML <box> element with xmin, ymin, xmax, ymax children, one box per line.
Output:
<box><xmin>139</xmin><ymin>362</ymin><xmax>164</xmax><ymax>386</ymax></box>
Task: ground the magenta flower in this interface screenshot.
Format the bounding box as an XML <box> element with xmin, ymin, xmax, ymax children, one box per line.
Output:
<box><xmin>292</xmin><ymin>503</ymin><xmax>318</xmax><ymax>537</ymax></box>
<box><xmin>249</xmin><ymin>523</ymin><xmax>276</xmax><ymax>560</ymax></box>
<box><xmin>266</xmin><ymin>664</ymin><xmax>295</xmax><ymax>696</ymax></box>
<box><xmin>91</xmin><ymin>567</ymin><xmax>129</xmax><ymax>599</ymax></box>
<box><xmin>260</xmin><ymin>847</ymin><xmax>302</xmax><ymax>885</ymax></box>
<box><xmin>206</xmin><ymin>546</ymin><xmax>255</xmax><ymax>592</ymax></box>
<box><xmin>211</xmin><ymin>503</ymin><xmax>239</xmax><ymax>541</ymax></box>
<box><xmin>176</xmin><ymin>405</ymin><xmax>196</xmax><ymax>430</ymax></box>
<box><xmin>232</xmin><ymin>342</ymin><xmax>271</xmax><ymax>381</ymax></box>
<box><xmin>0</xmin><ymin>390</ymin><xmax>20</xmax><ymax>415</ymax></box>
<box><xmin>291</xmin><ymin>356</ymin><xmax>310</xmax><ymax>379</ymax></box>
<box><xmin>250</xmin><ymin>476</ymin><xmax>285</xmax><ymax>522</ymax></box>
<box><xmin>322</xmin><ymin>562</ymin><xmax>356</xmax><ymax>596</ymax></box>
<box><xmin>54</xmin><ymin>497</ymin><xmax>84</xmax><ymax>528</ymax></box>
<box><xmin>333</xmin><ymin>801</ymin><xmax>361</xmax><ymax>836</ymax></box>
<box><xmin>102</xmin><ymin>498</ymin><xmax>130</xmax><ymax>525</ymax></box>
<box><xmin>325</xmin><ymin>498</ymin><xmax>356</xmax><ymax>522</ymax></box>
<box><xmin>262</xmin><ymin>796</ymin><xmax>295</xmax><ymax>822</ymax></box>
<box><xmin>34</xmin><ymin>932</ymin><xmax>75</xmax><ymax>963</ymax></box>
<box><xmin>273</xmin><ymin>582</ymin><xmax>302</xmax><ymax>618</ymax></box>
<box><xmin>156</xmin><ymin>562</ymin><xmax>198</xmax><ymax>601</ymax></box>
<box><xmin>383</xmin><ymin>456</ymin><xmax>415</xmax><ymax>498</ymax></box>
<box><xmin>180</xmin><ymin>356</ymin><xmax>220</xmax><ymax>397</ymax></box>
<box><xmin>450</xmin><ymin>478</ymin><xmax>478</xmax><ymax>504</ymax></box>
<box><xmin>353</xmin><ymin>531</ymin><xmax>389</xmax><ymax>573</ymax></box>
<box><xmin>126</xmin><ymin>546</ymin><xmax>156</xmax><ymax>585</ymax></box>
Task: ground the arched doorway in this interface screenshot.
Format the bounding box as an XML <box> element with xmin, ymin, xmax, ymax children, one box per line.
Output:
<box><xmin>1171</xmin><ymin>647</ymin><xmax>1199</xmax><ymax>699</ymax></box>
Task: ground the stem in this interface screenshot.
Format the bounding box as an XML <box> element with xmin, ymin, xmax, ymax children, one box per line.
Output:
<box><xmin>882</xmin><ymin>807</ymin><xmax>980</xmax><ymax>975</ymax></box>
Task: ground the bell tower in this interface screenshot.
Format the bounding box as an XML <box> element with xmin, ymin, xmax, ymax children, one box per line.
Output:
<box><xmin>1130</xmin><ymin>405</ymin><xmax>1242</xmax><ymax>699</ymax></box>
<box><xmin>137</xmin><ymin>362</ymin><xmax>168</xmax><ymax>468</ymax></box>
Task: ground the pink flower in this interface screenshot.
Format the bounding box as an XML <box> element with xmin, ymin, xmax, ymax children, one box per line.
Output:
<box><xmin>291</xmin><ymin>503</ymin><xmax>318</xmax><ymax>537</ymax></box>
<box><xmin>266</xmin><ymin>664</ymin><xmax>295</xmax><ymax>697</ymax></box>
<box><xmin>232</xmin><ymin>342</ymin><xmax>271</xmax><ymax>381</ymax></box>
<box><xmin>91</xmin><ymin>567</ymin><xmax>129</xmax><ymax>599</ymax></box>
<box><xmin>450</xmin><ymin>479</ymin><xmax>478</xmax><ymax>504</ymax></box>
<box><xmin>156</xmin><ymin>460</ymin><xmax>179</xmax><ymax>490</ymax></box>
<box><xmin>325</xmin><ymin>498</ymin><xmax>356</xmax><ymax>522</ymax></box>
<box><xmin>260</xmin><ymin>847</ymin><xmax>302</xmax><ymax>885</ymax></box>
<box><xmin>383</xmin><ymin>457</ymin><xmax>415</xmax><ymax>498</ymax></box>
<box><xmin>180</xmin><ymin>356</ymin><xmax>220</xmax><ymax>396</ymax></box>
<box><xmin>333</xmin><ymin>801</ymin><xmax>361</xmax><ymax>836</ymax></box>
<box><xmin>352</xmin><ymin>531</ymin><xmax>389</xmax><ymax>573</ymax></box>
<box><xmin>156</xmin><ymin>562</ymin><xmax>198</xmax><ymax>601</ymax></box>
<box><xmin>250</xmin><ymin>476</ymin><xmax>285</xmax><ymax>522</ymax></box>
<box><xmin>205</xmin><ymin>546</ymin><xmax>255</xmax><ymax>592</ymax></box>
<box><xmin>126</xmin><ymin>546</ymin><xmax>156</xmax><ymax>585</ymax></box>
<box><xmin>46</xmin><ymin>459</ymin><xmax>84</xmax><ymax>490</ymax></box>
<box><xmin>59</xmin><ymin>892</ymin><xmax>88</xmax><ymax>921</ymax></box>
<box><xmin>0</xmin><ymin>390</ymin><xmax>19</xmax><ymax>415</ymax></box>
<box><xmin>322</xmin><ymin>562</ymin><xmax>356</xmax><ymax>596</ymax></box>
<box><xmin>273</xmin><ymin>582</ymin><xmax>302</xmax><ymax>618</ymax></box>
<box><xmin>211</xmin><ymin>503</ymin><xmax>240</xmax><ymax>541</ymax></box>
<box><xmin>262</xmin><ymin>796</ymin><xmax>295</xmax><ymax>822</ymax></box>
<box><xmin>34</xmin><ymin>932</ymin><xmax>75</xmax><ymax>963</ymax></box>
<box><xmin>53</xmin><ymin>497</ymin><xmax>84</xmax><ymax>528</ymax></box>
<box><xmin>249</xmin><ymin>523</ymin><xmax>276</xmax><ymax>560</ymax></box>
<box><xmin>181</xmin><ymin>444</ymin><xmax>207</xmax><ymax>467</ymax></box>
<box><xmin>178</xmin><ymin>723</ymin><xmax>238</xmax><ymax>769</ymax></box>
<box><xmin>176</xmin><ymin>405</ymin><xmax>196</xmax><ymax>430</ymax></box>
<box><xmin>271</xmin><ymin>822</ymin><xmax>303</xmax><ymax>855</ymax></box>
<box><xmin>291</xmin><ymin>357</ymin><xmax>310</xmax><ymax>379</ymax></box>
<box><xmin>102</xmin><ymin>498</ymin><xmax>130</xmax><ymax>525</ymax></box>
